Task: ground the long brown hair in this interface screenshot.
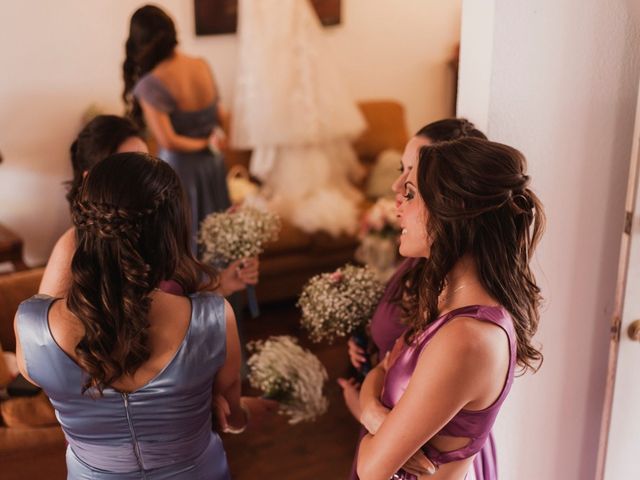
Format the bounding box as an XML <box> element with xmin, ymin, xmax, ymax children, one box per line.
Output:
<box><xmin>122</xmin><ymin>5</ymin><xmax>177</xmax><ymax>128</ymax></box>
<box><xmin>67</xmin><ymin>115</ymin><xmax>141</xmax><ymax>207</ymax></box>
<box><xmin>68</xmin><ymin>152</ymin><xmax>217</xmax><ymax>394</ymax></box>
<box><xmin>404</xmin><ymin>137</ymin><xmax>545</xmax><ymax>372</ymax></box>
<box><xmin>390</xmin><ymin>118</ymin><xmax>487</xmax><ymax>303</ymax></box>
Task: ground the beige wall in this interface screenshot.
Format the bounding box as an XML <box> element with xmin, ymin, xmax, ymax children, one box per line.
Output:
<box><xmin>0</xmin><ymin>0</ymin><xmax>461</xmax><ymax>266</ymax></box>
<box><xmin>458</xmin><ymin>0</ymin><xmax>640</xmax><ymax>478</ymax></box>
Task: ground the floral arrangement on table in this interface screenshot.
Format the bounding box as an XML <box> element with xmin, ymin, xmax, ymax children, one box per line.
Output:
<box><xmin>247</xmin><ymin>335</ymin><xmax>328</xmax><ymax>424</ymax></box>
<box><xmin>199</xmin><ymin>206</ymin><xmax>281</xmax><ymax>316</ymax></box>
<box><xmin>297</xmin><ymin>264</ymin><xmax>385</xmax><ymax>345</ymax></box>
<box><xmin>355</xmin><ymin>198</ymin><xmax>401</xmax><ymax>281</ymax></box>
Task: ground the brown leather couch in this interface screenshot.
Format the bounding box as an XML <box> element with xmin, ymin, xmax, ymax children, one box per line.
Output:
<box><xmin>0</xmin><ymin>268</ymin><xmax>67</xmax><ymax>480</ymax></box>
<box><xmin>224</xmin><ymin>100</ymin><xmax>410</xmax><ymax>303</ymax></box>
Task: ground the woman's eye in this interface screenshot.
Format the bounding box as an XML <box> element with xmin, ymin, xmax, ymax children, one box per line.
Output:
<box><xmin>398</xmin><ymin>164</ymin><xmax>404</xmax><ymax>173</ymax></box>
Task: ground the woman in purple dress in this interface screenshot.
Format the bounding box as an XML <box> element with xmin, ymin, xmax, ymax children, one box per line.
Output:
<box><xmin>340</xmin><ymin>119</ymin><xmax>494</xmax><ymax>479</ymax></box>
<box><xmin>356</xmin><ymin>138</ymin><xmax>545</xmax><ymax>479</ymax></box>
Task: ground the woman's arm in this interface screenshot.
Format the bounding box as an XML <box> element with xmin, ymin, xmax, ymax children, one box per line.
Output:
<box><xmin>140</xmin><ymin>100</ymin><xmax>210</xmax><ymax>152</ymax></box>
<box><xmin>359</xmin><ymin>361</ymin><xmax>389</xmax><ymax>434</ymax></box>
<box><xmin>39</xmin><ymin>227</ymin><xmax>75</xmax><ymax>297</ymax></box>
<box><xmin>212</xmin><ymin>299</ymin><xmax>245</xmax><ymax>429</ymax></box>
<box><xmin>357</xmin><ymin>317</ymin><xmax>501</xmax><ymax>480</ymax></box>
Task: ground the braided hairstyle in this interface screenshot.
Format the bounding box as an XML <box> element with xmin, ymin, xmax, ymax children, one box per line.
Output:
<box><xmin>390</xmin><ymin>118</ymin><xmax>487</xmax><ymax>303</ymax></box>
<box><xmin>69</xmin><ymin>152</ymin><xmax>217</xmax><ymax>394</ymax></box>
<box><xmin>67</xmin><ymin>115</ymin><xmax>141</xmax><ymax>207</ymax></box>
<box><xmin>123</xmin><ymin>5</ymin><xmax>177</xmax><ymax>129</ymax></box>
<box><xmin>402</xmin><ymin>138</ymin><xmax>545</xmax><ymax>373</ymax></box>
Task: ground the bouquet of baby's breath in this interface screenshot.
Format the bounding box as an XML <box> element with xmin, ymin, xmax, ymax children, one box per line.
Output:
<box><xmin>247</xmin><ymin>336</ymin><xmax>328</xmax><ymax>424</ymax></box>
<box><xmin>297</xmin><ymin>264</ymin><xmax>385</xmax><ymax>344</ymax></box>
<box><xmin>199</xmin><ymin>206</ymin><xmax>280</xmax><ymax>317</ymax></box>
<box><xmin>199</xmin><ymin>206</ymin><xmax>281</xmax><ymax>265</ymax></box>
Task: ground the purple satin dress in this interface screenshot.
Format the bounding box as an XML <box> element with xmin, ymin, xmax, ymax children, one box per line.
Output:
<box><xmin>350</xmin><ymin>261</ymin><xmax>498</xmax><ymax>479</ymax></box>
<box><xmin>381</xmin><ymin>305</ymin><xmax>514</xmax><ymax>479</ymax></box>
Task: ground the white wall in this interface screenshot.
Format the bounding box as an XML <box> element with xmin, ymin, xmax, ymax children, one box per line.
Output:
<box><xmin>0</xmin><ymin>0</ymin><xmax>461</xmax><ymax>266</ymax></box>
<box><xmin>458</xmin><ymin>1</ymin><xmax>640</xmax><ymax>478</ymax></box>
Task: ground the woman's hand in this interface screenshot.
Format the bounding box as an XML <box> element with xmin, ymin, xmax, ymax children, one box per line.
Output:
<box><xmin>337</xmin><ymin>377</ymin><xmax>361</xmax><ymax>420</ymax></box>
<box><xmin>347</xmin><ymin>336</ymin><xmax>368</xmax><ymax>369</ymax></box>
<box><xmin>218</xmin><ymin>257</ymin><xmax>260</xmax><ymax>296</ymax></box>
<box><xmin>212</xmin><ymin>394</ymin><xmax>278</xmax><ymax>433</ymax></box>
<box><xmin>403</xmin><ymin>451</ymin><xmax>437</xmax><ymax>477</ymax></box>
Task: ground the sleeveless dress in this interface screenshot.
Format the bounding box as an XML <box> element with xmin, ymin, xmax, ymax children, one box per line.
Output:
<box><xmin>16</xmin><ymin>293</ymin><xmax>231</xmax><ymax>480</ymax></box>
<box><xmin>349</xmin><ymin>263</ymin><xmax>498</xmax><ymax>479</ymax></box>
<box><xmin>133</xmin><ymin>73</ymin><xmax>231</xmax><ymax>253</ymax></box>
<box><xmin>380</xmin><ymin>305</ymin><xmax>515</xmax><ymax>480</ymax></box>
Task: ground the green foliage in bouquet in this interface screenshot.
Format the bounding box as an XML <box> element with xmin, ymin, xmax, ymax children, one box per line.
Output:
<box><xmin>247</xmin><ymin>336</ymin><xmax>328</xmax><ymax>424</ymax></box>
<box><xmin>297</xmin><ymin>264</ymin><xmax>385</xmax><ymax>343</ymax></box>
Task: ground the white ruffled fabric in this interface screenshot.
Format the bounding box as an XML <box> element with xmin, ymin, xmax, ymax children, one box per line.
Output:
<box><xmin>231</xmin><ymin>0</ymin><xmax>366</xmax><ymax>236</ymax></box>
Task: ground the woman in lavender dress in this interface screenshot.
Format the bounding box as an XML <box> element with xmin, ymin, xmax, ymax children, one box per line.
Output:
<box><xmin>356</xmin><ymin>138</ymin><xmax>545</xmax><ymax>479</ymax></box>
<box><xmin>340</xmin><ymin>119</ymin><xmax>496</xmax><ymax>479</ymax></box>
<box><xmin>16</xmin><ymin>153</ymin><xmax>245</xmax><ymax>479</ymax></box>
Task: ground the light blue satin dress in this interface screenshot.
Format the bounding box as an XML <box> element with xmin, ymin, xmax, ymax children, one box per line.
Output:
<box><xmin>16</xmin><ymin>293</ymin><xmax>231</xmax><ymax>480</ymax></box>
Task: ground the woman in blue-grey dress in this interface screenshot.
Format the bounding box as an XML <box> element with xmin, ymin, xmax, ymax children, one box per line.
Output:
<box><xmin>123</xmin><ymin>5</ymin><xmax>230</xmax><ymax>254</ymax></box>
<box><xmin>14</xmin><ymin>152</ymin><xmax>248</xmax><ymax>479</ymax></box>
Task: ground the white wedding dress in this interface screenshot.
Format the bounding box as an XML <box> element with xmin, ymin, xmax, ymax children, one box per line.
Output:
<box><xmin>231</xmin><ymin>0</ymin><xmax>366</xmax><ymax>236</ymax></box>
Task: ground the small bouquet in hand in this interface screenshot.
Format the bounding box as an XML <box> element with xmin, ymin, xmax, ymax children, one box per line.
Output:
<box><xmin>247</xmin><ymin>336</ymin><xmax>328</xmax><ymax>424</ymax></box>
<box><xmin>199</xmin><ymin>206</ymin><xmax>281</xmax><ymax>316</ymax></box>
<box><xmin>298</xmin><ymin>264</ymin><xmax>385</xmax><ymax>345</ymax></box>
<box><xmin>355</xmin><ymin>198</ymin><xmax>401</xmax><ymax>282</ymax></box>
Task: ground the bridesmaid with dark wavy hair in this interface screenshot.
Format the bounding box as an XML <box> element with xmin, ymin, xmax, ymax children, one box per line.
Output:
<box><xmin>15</xmin><ymin>152</ymin><xmax>247</xmax><ymax>479</ymax></box>
<box><xmin>123</xmin><ymin>4</ymin><xmax>230</xmax><ymax>253</ymax></box>
<box><xmin>357</xmin><ymin>138</ymin><xmax>545</xmax><ymax>479</ymax></box>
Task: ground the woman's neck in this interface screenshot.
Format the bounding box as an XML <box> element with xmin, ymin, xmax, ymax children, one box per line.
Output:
<box><xmin>438</xmin><ymin>254</ymin><xmax>487</xmax><ymax>312</ymax></box>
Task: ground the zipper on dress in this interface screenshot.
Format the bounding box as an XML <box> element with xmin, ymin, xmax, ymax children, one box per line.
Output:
<box><xmin>122</xmin><ymin>392</ymin><xmax>148</xmax><ymax>479</ymax></box>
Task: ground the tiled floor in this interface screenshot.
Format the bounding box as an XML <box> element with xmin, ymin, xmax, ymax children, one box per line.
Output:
<box><xmin>223</xmin><ymin>300</ymin><xmax>361</xmax><ymax>479</ymax></box>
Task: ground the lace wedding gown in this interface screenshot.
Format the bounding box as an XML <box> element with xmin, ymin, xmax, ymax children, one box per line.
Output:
<box><xmin>231</xmin><ymin>0</ymin><xmax>366</xmax><ymax>236</ymax></box>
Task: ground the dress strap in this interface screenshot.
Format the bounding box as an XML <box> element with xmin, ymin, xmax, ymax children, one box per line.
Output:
<box><xmin>16</xmin><ymin>295</ymin><xmax>81</xmax><ymax>393</ymax></box>
<box><xmin>132</xmin><ymin>73</ymin><xmax>177</xmax><ymax>113</ymax></box>
<box><xmin>188</xmin><ymin>292</ymin><xmax>227</xmax><ymax>371</ymax></box>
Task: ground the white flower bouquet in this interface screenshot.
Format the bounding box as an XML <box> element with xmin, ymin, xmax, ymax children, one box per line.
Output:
<box><xmin>199</xmin><ymin>206</ymin><xmax>281</xmax><ymax>266</ymax></box>
<box><xmin>247</xmin><ymin>336</ymin><xmax>328</xmax><ymax>424</ymax></box>
<box><xmin>199</xmin><ymin>206</ymin><xmax>281</xmax><ymax>316</ymax></box>
<box><xmin>297</xmin><ymin>264</ymin><xmax>385</xmax><ymax>344</ymax></box>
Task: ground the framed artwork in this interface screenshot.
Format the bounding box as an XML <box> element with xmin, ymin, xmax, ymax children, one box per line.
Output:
<box><xmin>194</xmin><ymin>0</ymin><xmax>341</xmax><ymax>36</ymax></box>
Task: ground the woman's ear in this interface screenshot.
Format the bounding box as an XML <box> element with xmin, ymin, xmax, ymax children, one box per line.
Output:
<box><xmin>82</xmin><ymin>170</ymin><xmax>88</xmax><ymax>179</ymax></box>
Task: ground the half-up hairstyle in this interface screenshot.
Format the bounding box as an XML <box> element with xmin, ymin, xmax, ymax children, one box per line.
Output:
<box><xmin>68</xmin><ymin>152</ymin><xmax>217</xmax><ymax>394</ymax></box>
<box><xmin>391</xmin><ymin>118</ymin><xmax>487</xmax><ymax>303</ymax></box>
<box><xmin>67</xmin><ymin>115</ymin><xmax>141</xmax><ymax>207</ymax></box>
<box><xmin>123</xmin><ymin>5</ymin><xmax>177</xmax><ymax>128</ymax></box>
<box><xmin>404</xmin><ymin>137</ymin><xmax>545</xmax><ymax>373</ymax></box>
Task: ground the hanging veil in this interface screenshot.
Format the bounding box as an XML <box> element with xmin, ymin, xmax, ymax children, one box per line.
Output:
<box><xmin>231</xmin><ymin>0</ymin><xmax>366</xmax><ymax>236</ymax></box>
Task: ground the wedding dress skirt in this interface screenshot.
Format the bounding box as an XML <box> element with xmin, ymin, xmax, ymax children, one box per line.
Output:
<box><xmin>232</xmin><ymin>0</ymin><xmax>366</xmax><ymax>236</ymax></box>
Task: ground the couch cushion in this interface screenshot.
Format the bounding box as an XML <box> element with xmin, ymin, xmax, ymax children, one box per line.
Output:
<box><xmin>0</xmin><ymin>268</ymin><xmax>44</xmax><ymax>352</ymax></box>
<box><xmin>1</xmin><ymin>392</ymin><xmax>58</xmax><ymax>429</ymax></box>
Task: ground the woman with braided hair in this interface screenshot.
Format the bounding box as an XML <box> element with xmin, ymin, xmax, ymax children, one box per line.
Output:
<box><xmin>356</xmin><ymin>138</ymin><xmax>545</xmax><ymax>479</ymax></box>
<box><xmin>15</xmin><ymin>152</ymin><xmax>258</xmax><ymax>479</ymax></box>
<box><xmin>39</xmin><ymin>114</ymin><xmax>258</xmax><ymax>300</ymax></box>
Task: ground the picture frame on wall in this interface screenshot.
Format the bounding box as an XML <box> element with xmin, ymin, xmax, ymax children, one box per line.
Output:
<box><xmin>194</xmin><ymin>0</ymin><xmax>341</xmax><ymax>36</ymax></box>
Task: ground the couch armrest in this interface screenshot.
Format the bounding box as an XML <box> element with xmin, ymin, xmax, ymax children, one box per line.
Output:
<box><xmin>0</xmin><ymin>268</ymin><xmax>44</xmax><ymax>352</ymax></box>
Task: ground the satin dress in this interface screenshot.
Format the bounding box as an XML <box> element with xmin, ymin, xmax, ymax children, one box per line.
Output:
<box><xmin>16</xmin><ymin>293</ymin><xmax>230</xmax><ymax>479</ymax></box>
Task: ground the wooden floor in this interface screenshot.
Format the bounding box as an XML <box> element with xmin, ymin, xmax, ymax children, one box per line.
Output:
<box><xmin>222</xmin><ymin>300</ymin><xmax>361</xmax><ymax>479</ymax></box>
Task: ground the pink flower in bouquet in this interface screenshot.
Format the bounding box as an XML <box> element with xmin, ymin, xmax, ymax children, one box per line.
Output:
<box><xmin>329</xmin><ymin>270</ymin><xmax>344</xmax><ymax>283</ymax></box>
